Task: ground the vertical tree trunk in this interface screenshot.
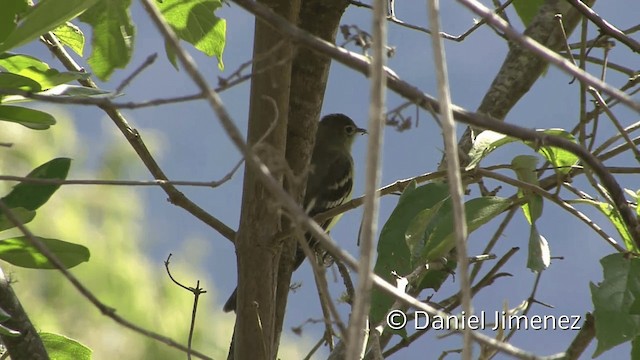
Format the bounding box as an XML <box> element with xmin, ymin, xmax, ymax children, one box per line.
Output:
<box><xmin>274</xmin><ymin>0</ymin><xmax>350</xmax><ymax>350</ymax></box>
<box><xmin>234</xmin><ymin>0</ymin><xmax>300</xmax><ymax>358</ymax></box>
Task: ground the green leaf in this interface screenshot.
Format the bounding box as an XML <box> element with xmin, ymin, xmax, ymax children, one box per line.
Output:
<box><xmin>0</xmin><ymin>323</ymin><xmax>20</xmax><ymax>337</ymax></box>
<box><xmin>511</xmin><ymin>155</ymin><xmax>543</xmax><ymax>224</ymax></box>
<box><xmin>0</xmin><ymin>0</ymin><xmax>99</xmax><ymax>53</ymax></box>
<box><xmin>157</xmin><ymin>0</ymin><xmax>226</xmax><ymax>70</ymax></box>
<box><xmin>534</xmin><ymin>129</ymin><xmax>579</xmax><ymax>175</ymax></box>
<box><xmin>79</xmin><ymin>0</ymin><xmax>135</xmax><ymax>80</ymax></box>
<box><xmin>52</xmin><ymin>22</ymin><xmax>85</xmax><ymax>56</ymax></box>
<box><xmin>2</xmin><ymin>158</ymin><xmax>71</xmax><ymax>210</ymax></box>
<box><xmin>405</xmin><ymin>198</ymin><xmax>447</xmax><ymax>267</ymax></box>
<box><xmin>18</xmin><ymin>67</ymin><xmax>88</xmax><ymax>91</ymax></box>
<box><xmin>370</xmin><ymin>182</ymin><xmax>450</xmax><ymax>324</ymax></box>
<box><xmin>420</xmin><ymin>196</ymin><xmax>512</xmax><ymax>262</ymax></box>
<box><xmin>0</xmin><ymin>305</ymin><xmax>12</xmax><ymax>322</ymax></box>
<box><xmin>0</xmin><ymin>72</ymin><xmax>42</xmax><ymax>92</ymax></box>
<box><xmin>0</xmin><ymin>236</ymin><xmax>90</xmax><ymax>269</ymax></box>
<box><xmin>632</xmin><ymin>336</ymin><xmax>640</xmax><ymax>360</ymax></box>
<box><xmin>513</xmin><ymin>0</ymin><xmax>544</xmax><ymax>26</ymax></box>
<box><xmin>591</xmin><ymin>253</ymin><xmax>640</xmax><ymax>357</ymax></box>
<box><xmin>0</xmin><ymin>0</ymin><xmax>29</xmax><ymax>44</ymax></box>
<box><xmin>466</xmin><ymin>130</ymin><xmax>513</xmax><ymax>170</ymax></box>
<box><xmin>0</xmin><ymin>54</ymin><xmax>88</xmax><ymax>90</ymax></box>
<box><xmin>41</xmin><ymin>332</ymin><xmax>92</xmax><ymax>360</ymax></box>
<box><xmin>466</xmin><ymin>129</ymin><xmax>579</xmax><ymax>176</ymax></box>
<box><xmin>40</xmin><ymin>84</ymin><xmax>113</xmax><ymax>97</ymax></box>
<box><xmin>0</xmin><ymin>207</ymin><xmax>36</xmax><ymax>231</ymax></box>
<box><xmin>0</xmin><ymin>53</ymin><xmax>49</xmax><ymax>73</ymax></box>
<box><xmin>0</xmin><ymin>105</ymin><xmax>56</xmax><ymax>129</ymax></box>
<box><xmin>527</xmin><ymin>225</ymin><xmax>550</xmax><ymax>272</ymax></box>
<box><xmin>572</xmin><ymin>199</ymin><xmax>636</xmax><ymax>253</ymax></box>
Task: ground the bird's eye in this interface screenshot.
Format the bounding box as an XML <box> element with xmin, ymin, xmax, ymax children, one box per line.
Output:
<box><xmin>345</xmin><ymin>125</ymin><xmax>355</xmax><ymax>134</ymax></box>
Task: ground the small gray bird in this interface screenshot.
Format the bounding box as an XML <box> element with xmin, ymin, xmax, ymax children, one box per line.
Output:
<box><xmin>223</xmin><ymin>113</ymin><xmax>366</xmax><ymax>312</ymax></box>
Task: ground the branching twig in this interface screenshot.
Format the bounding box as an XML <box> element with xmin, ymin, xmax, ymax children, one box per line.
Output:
<box><xmin>164</xmin><ymin>254</ymin><xmax>207</xmax><ymax>360</ymax></box>
<box><xmin>348</xmin><ymin>0</ymin><xmax>516</xmax><ymax>42</ymax></box>
<box><xmin>588</xmin><ymin>88</ymin><xmax>640</xmax><ymax>161</ymax></box>
<box><xmin>0</xmin><ymin>201</ymin><xmax>212</xmax><ymax>359</ymax></box>
<box><xmin>457</xmin><ymin>0</ymin><xmax>640</xmax><ymax>112</ymax></box>
<box><xmin>40</xmin><ymin>32</ymin><xmax>236</xmax><ymax>243</ymax></box>
<box><xmin>476</xmin><ymin>169</ymin><xmax>625</xmax><ymax>252</ymax></box>
<box><xmin>566</xmin><ymin>0</ymin><xmax>640</xmax><ymax>53</ymax></box>
<box><xmin>116</xmin><ymin>53</ymin><xmax>158</xmax><ymax>94</ymax></box>
<box><xmin>0</xmin><ymin>161</ymin><xmax>243</xmax><ymax>188</ymax></box>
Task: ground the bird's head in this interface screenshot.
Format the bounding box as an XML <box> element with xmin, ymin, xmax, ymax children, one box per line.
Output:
<box><xmin>317</xmin><ymin>113</ymin><xmax>367</xmax><ymax>149</ymax></box>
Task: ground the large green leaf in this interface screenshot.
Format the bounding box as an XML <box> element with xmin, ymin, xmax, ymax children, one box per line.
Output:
<box><xmin>571</xmin><ymin>199</ymin><xmax>636</xmax><ymax>253</ymax></box>
<box><xmin>0</xmin><ymin>105</ymin><xmax>56</xmax><ymax>129</ymax></box>
<box><xmin>370</xmin><ymin>182</ymin><xmax>450</xmax><ymax>324</ymax></box>
<box><xmin>79</xmin><ymin>0</ymin><xmax>134</xmax><ymax>80</ymax></box>
<box><xmin>19</xmin><ymin>67</ymin><xmax>88</xmax><ymax>90</ymax></box>
<box><xmin>513</xmin><ymin>0</ymin><xmax>544</xmax><ymax>26</ymax></box>
<box><xmin>0</xmin><ymin>207</ymin><xmax>36</xmax><ymax>231</ymax></box>
<box><xmin>0</xmin><ymin>53</ymin><xmax>49</xmax><ymax>73</ymax></box>
<box><xmin>466</xmin><ymin>129</ymin><xmax>579</xmax><ymax>176</ymax></box>
<box><xmin>0</xmin><ymin>324</ymin><xmax>20</xmax><ymax>337</ymax></box>
<box><xmin>0</xmin><ymin>0</ymin><xmax>99</xmax><ymax>53</ymax></box>
<box><xmin>591</xmin><ymin>253</ymin><xmax>640</xmax><ymax>357</ymax></box>
<box><xmin>527</xmin><ymin>225</ymin><xmax>550</xmax><ymax>272</ymax></box>
<box><xmin>157</xmin><ymin>0</ymin><xmax>226</xmax><ymax>70</ymax></box>
<box><xmin>419</xmin><ymin>196</ymin><xmax>512</xmax><ymax>263</ymax></box>
<box><xmin>0</xmin><ymin>72</ymin><xmax>42</xmax><ymax>92</ymax></box>
<box><xmin>52</xmin><ymin>22</ymin><xmax>85</xmax><ymax>56</ymax></box>
<box><xmin>2</xmin><ymin>158</ymin><xmax>71</xmax><ymax>210</ymax></box>
<box><xmin>0</xmin><ymin>236</ymin><xmax>90</xmax><ymax>269</ymax></box>
<box><xmin>41</xmin><ymin>332</ymin><xmax>92</xmax><ymax>360</ymax></box>
<box><xmin>511</xmin><ymin>155</ymin><xmax>543</xmax><ymax>224</ymax></box>
<box><xmin>0</xmin><ymin>0</ymin><xmax>29</xmax><ymax>44</ymax></box>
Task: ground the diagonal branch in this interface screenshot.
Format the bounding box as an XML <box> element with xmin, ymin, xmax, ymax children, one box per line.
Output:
<box><xmin>566</xmin><ymin>0</ymin><xmax>640</xmax><ymax>53</ymax></box>
<box><xmin>40</xmin><ymin>32</ymin><xmax>236</xmax><ymax>243</ymax></box>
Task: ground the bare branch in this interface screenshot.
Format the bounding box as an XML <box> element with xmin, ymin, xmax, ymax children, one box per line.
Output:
<box><xmin>566</xmin><ymin>0</ymin><xmax>640</xmax><ymax>53</ymax></box>
<box><xmin>116</xmin><ymin>53</ymin><xmax>158</xmax><ymax>94</ymax></box>
<box><xmin>40</xmin><ymin>32</ymin><xmax>236</xmax><ymax>243</ymax></box>
<box><xmin>0</xmin><ymin>201</ymin><xmax>212</xmax><ymax>359</ymax></box>
<box><xmin>428</xmin><ymin>1</ymin><xmax>472</xmax><ymax>358</ymax></box>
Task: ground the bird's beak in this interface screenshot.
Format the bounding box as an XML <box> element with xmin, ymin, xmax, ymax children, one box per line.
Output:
<box><xmin>356</xmin><ymin>127</ymin><xmax>367</xmax><ymax>135</ymax></box>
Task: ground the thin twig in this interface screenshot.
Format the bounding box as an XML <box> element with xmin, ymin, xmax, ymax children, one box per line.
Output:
<box><xmin>588</xmin><ymin>88</ymin><xmax>640</xmax><ymax>161</ymax></box>
<box><xmin>565</xmin><ymin>0</ymin><xmax>640</xmax><ymax>53</ymax></box>
<box><xmin>382</xmin><ymin>248</ymin><xmax>519</xmax><ymax>358</ymax></box>
<box><xmin>0</xmin><ymin>200</ymin><xmax>212</xmax><ymax>359</ymax></box>
<box><xmin>470</xmin><ymin>208</ymin><xmax>517</xmax><ymax>282</ymax></box>
<box><xmin>295</xmin><ymin>228</ymin><xmax>346</xmax><ymax>346</ymax></box>
<box><xmin>164</xmin><ymin>254</ymin><xmax>207</xmax><ymax>360</ymax></box>
<box><xmin>456</xmin><ymin>0</ymin><xmax>640</xmax><ymax>112</ymax></box>
<box><xmin>0</xmin><ymin>161</ymin><xmax>243</xmax><ymax>188</ymax></box>
<box><xmin>40</xmin><ymin>31</ymin><xmax>236</xmax><ymax>243</ymax></box>
<box><xmin>116</xmin><ymin>53</ymin><xmax>158</xmax><ymax>93</ymax></box>
<box><xmin>346</xmin><ymin>0</ymin><xmax>387</xmax><ymax>357</ymax></box>
<box><xmin>476</xmin><ymin>169</ymin><xmax>625</xmax><ymax>252</ymax></box>
<box><xmin>429</xmin><ymin>1</ymin><xmax>473</xmax><ymax>358</ymax></box>
<box><xmin>348</xmin><ymin>0</ymin><xmax>515</xmax><ymax>42</ymax></box>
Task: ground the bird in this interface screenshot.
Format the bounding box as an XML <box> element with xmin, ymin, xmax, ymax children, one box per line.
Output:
<box><xmin>223</xmin><ymin>113</ymin><xmax>366</xmax><ymax>312</ymax></box>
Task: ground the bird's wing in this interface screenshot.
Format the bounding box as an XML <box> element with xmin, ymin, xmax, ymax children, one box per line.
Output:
<box><xmin>304</xmin><ymin>149</ymin><xmax>354</xmax><ymax>227</ymax></box>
